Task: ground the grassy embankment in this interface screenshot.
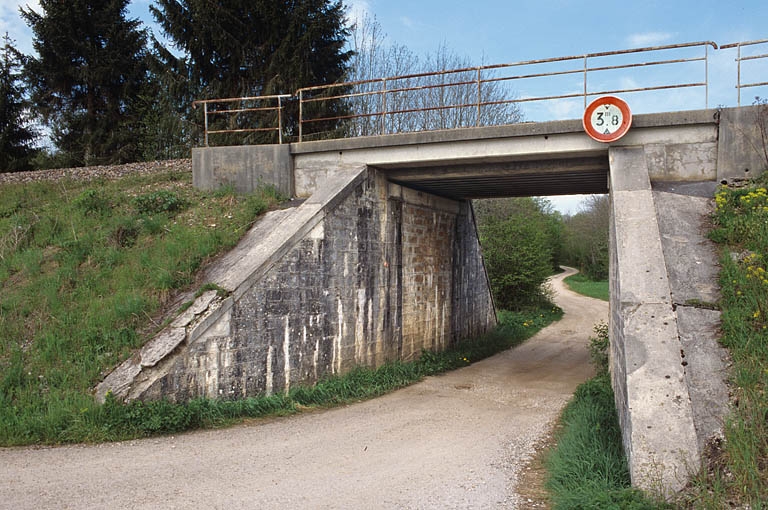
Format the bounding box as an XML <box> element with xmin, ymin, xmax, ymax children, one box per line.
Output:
<box><xmin>681</xmin><ymin>176</ymin><xmax>768</xmax><ymax>507</ymax></box>
<box><xmin>0</xmin><ymin>169</ymin><xmax>562</xmax><ymax>445</ymax></box>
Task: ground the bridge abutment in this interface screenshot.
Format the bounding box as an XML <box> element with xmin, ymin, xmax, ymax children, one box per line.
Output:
<box><xmin>609</xmin><ymin>146</ymin><xmax>730</xmax><ymax>496</ymax></box>
<box><xmin>97</xmin><ymin>166</ymin><xmax>496</xmax><ymax>402</ymax></box>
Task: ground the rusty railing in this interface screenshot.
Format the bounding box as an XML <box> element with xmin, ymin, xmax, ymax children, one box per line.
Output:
<box><xmin>194</xmin><ymin>39</ymin><xmax>768</xmax><ymax>145</ymax></box>
<box><xmin>193</xmin><ymin>94</ymin><xmax>292</xmax><ymax>146</ymax></box>
<box><xmin>721</xmin><ymin>38</ymin><xmax>768</xmax><ymax>105</ymax></box>
<box><xmin>295</xmin><ymin>40</ymin><xmax>718</xmax><ymax>141</ymax></box>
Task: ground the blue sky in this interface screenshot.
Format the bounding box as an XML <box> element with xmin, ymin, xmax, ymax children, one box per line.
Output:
<box><xmin>2</xmin><ymin>0</ymin><xmax>766</xmax><ymax>212</ymax></box>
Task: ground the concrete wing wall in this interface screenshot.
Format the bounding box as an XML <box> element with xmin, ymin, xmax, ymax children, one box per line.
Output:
<box><xmin>97</xmin><ymin>166</ymin><xmax>497</xmax><ymax>402</ymax></box>
<box><xmin>609</xmin><ymin>147</ymin><xmax>729</xmax><ymax>497</ymax></box>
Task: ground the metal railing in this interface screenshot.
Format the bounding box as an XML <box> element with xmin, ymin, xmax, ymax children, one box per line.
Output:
<box><xmin>193</xmin><ymin>94</ymin><xmax>292</xmax><ymax>146</ymax></box>
<box><xmin>194</xmin><ymin>39</ymin><xmax>768</xmax><ymax>145</ymax></box>
<box><xmin>721</xmin><ymin>38</ymin><xmax>768</xmax><ymax>105</ymax></box>
<box><xmin>296</xmin><ymin>40</ymin><xmax>717</xmax><ymax>141</ymax></box>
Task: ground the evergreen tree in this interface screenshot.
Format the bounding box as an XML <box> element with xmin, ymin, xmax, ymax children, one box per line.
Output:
<box><xmin>151</xmin><ymin>0</ymin><xmax>352</xmax><ymax>142</ymax></box>
<box><xmin>135</xmin><ymin>40</ymin><xmax>201</xmax><ymax>160</ymax></box>
<box><xmin>21</xmin><ymin>0</ymin><xmax>148</xmax><ymax>167</ymax></box>
<box><xmin>0</xmin><ymin>33</ymin><xmax>36</xmax><ymax>172</ymax></box>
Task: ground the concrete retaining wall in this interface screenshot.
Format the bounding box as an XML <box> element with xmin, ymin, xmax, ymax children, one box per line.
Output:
<box><xmin>192</xmin><ymin>144</ymin><xmax>293</xmax><ymax>196</ymax></box>
<box><xmin>609</xmin><ymin>147</ymin><xmax>729</xmax><ymax>497</ymax></box>
<box><xmin>97</xmin><ymin>166</ymin><xmax>496</xmax><ymax>402</ymax></box>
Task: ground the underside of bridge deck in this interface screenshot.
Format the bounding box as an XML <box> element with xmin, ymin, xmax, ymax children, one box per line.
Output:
<box><xmin>377</xmin><ymin>152</ymin><xmax>609</xmax><ymax>199</ymax></box>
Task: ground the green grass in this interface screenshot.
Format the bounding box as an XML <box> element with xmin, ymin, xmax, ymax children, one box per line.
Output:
<box><xmin>2</xmin><ymin>299</ymin><xmax>561</xmax><ymax>444</ymax></box>
<box><xmin>678</xmin><ymin>175</ymin><xmax>768</xmax><ymax>507</ymax></box>
<box><xmin>545</xmin><ymin>323</ymin><xmax>665</xmax><ymax>509</ymax></box>
<box><xmin>545</xmin><ymin>374</ymin><xmax>664</xmax><ymax>510</ymax></box>
<box><xmin>563</xmin><ymin>273</ymin><xmax>609</xmax><ymax>302</ymax></box>
<box><xmin>0</xmin><ymin>170</ymin><xmax>282</xmax><ymax>445</ymax></box>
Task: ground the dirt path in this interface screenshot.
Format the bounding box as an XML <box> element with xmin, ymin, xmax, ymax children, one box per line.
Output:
<box><xmin>0</xmin><ymin>267</ymin><xmax>607</xmax><ymax>510</ymax></box>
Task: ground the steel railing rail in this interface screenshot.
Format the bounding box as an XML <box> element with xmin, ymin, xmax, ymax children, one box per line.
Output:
<box><xmin>295</xmin><ymin>40</ymin><xmax>717</xmax><ymax>141</ymax></box>
<box><xmin>193</xmin><ymin>39</ymin><xmax>768</xmax><ymax>145</ymax></box>
<box><xmin>720</xmin><ymin>38</ymin><xmax>768</xmax><ymax>105</ymax></box>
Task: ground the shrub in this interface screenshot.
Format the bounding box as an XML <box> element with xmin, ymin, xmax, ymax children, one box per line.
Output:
<box><xmin>134</xmin><ymin>190</ymin><xmax>187</xmax><ymax>215</ymax></box>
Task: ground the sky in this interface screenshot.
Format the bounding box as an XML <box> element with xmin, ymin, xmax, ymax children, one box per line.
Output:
<box><xmin>2</xmin><ymin>0</ymin><xmax>766</xmax><ymax>213</ymax></box>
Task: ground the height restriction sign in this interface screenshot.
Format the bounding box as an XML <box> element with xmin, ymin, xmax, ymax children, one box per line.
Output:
<box><xmin>582</xmin><ymin>96</ymin><xmax>632</xmax><ymax>143</ymax></box>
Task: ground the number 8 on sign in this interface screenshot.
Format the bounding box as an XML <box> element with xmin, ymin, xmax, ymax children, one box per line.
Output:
<box><xmin>582</xmin><ymin>96</ymin><xmax>632</xmax><ymax>143</ymax></box>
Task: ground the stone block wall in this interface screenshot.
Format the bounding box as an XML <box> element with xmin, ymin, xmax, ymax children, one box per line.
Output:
<box><xmin>99</xmin><ymin>167</ymin><xmax>497</xmax><ymax>402</ymax></box>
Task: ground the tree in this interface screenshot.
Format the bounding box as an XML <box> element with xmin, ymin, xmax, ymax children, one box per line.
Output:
<box><xmin>344</xmin><ymin>15</ymin><xmax>523</xmax><ymax>137</ymax></box>
<box><xmin>0</xmin><ymin>33</ymin><xmax>36</xmax><ymax>172</ymax></box>
<box><xmin>134</xmin><ymin>41</ymin><xmax>201</xmax><ymax>160</ymax></box>
<box><xmin>561</xmin><ymin>195</ymin><xmax>610</xmax><ymax>280</ymax></box>
<box><xmin>151</xmin><ymin>0</ymin><xmax>352</xmax><ymax>143</ymax></box>
<box><xmin>21</xmin><ymin>0</ymin><xmax>148</xmax><ymax>167</ymax></box>
<box><xmin>474</xmin><ymin>197</ymin><xmax>562</xmax><ymax>310</ymax></box>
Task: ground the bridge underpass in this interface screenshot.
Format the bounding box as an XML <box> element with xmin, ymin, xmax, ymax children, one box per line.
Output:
<box><xmin>99</xmin><ymin>106</ymin><xmax>765</xmax><ymax>496</ymax></box>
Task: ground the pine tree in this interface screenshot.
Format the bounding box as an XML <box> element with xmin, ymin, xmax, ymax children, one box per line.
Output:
<box><xmin>151</xmin><ymin>0</ymin><xmax>352</xmax><ymax>142</ymax></box>
<box><xmin>0</xmin><ymin>33</ymin><xmax>36</xmax><ymax>172</ymax></box>
<box><xmin>21</xmin><ymin>0</ymin><xmax>148</xmax><ymax>167</ymax></box>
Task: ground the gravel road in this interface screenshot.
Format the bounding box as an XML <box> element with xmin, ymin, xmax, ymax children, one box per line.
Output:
<box><xmin>0</xmin><ymin>267</ymin><xmax>607</xmax><ymax>509</ymax></box>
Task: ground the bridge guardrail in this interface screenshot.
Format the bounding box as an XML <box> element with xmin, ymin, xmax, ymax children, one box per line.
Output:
<box><xmin>192</xmin><ymin>94</ymin><xmax>292</xmax><ymax>146</ymax></box>
<box><xmin>720</xmin><ymin>38</ymin><xmax>768</xmax><ymax>106</ymax></box>
<box><xmin>195</xmin><ymin>39</ymin><xmax>768</xmax><ymax>145</ymax></box>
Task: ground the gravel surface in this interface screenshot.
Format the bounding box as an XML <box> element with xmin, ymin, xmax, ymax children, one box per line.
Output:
<box><xmin>0</xmin><ymin>160</ymin><xmax>191</xmax><ymax>185</ymax></box>
<box><xmin>0</xmin><ymin>267</ymin><xmax>607</xmax><ymax>509</ymax></box>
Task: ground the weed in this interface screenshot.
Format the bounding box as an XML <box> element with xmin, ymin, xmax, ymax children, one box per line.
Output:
<box><xmin>134</xmin><ymin>190</ymin><xmax>188</xmax><ymax>215</ymax></box>
<box><xmin>588</xmin><ymin>321</ymin><xmax>610</xmax><ymax>375</ymax></box>
<box><xmin>74</xmin><ymin>189</ymin><xmax>112</xmax><ymax>216</ymax></box>
<box><xmin>678</xmin><ymin>172</ymin><xmax>768</xmax><ymax>506</ymax></box>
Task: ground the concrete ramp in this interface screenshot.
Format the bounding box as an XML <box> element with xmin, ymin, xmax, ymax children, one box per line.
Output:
<box><xmin>609</xmin><ymin>147</ymin><xmax>729</xmax><ymax>496</ymax></box>
<box><xmin>97</xmin><ymin>164</ymin><xmax>497</xmax><ymax>402</ymax></box>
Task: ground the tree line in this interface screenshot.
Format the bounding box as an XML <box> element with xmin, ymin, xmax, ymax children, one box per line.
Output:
<box><xmin>1</xmin><ymin>0</ymin><xmax>352</xmax><ymax>172</ymax></box>
<box><xmin>474</xmin><ymin>194</ymin><xmax>609</xmax><ymax>310</ymax></box>
<box><xmin>1</xmin><ymin>2</ymin><xmax>524</xmax><ymax>172</ymax></box>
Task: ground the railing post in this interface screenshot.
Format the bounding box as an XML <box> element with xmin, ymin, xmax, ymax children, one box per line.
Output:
<box><xmin>736</xmin><ymin>44</ymin><xmax>742</xmax><ymax>106</ymax></box>
<box><xmin>203</xmin><ymin>102</ymin><xmax>209</xmax><ymax>147</ymax></box>
<box><xmin>705</xmin><ymin>44</ymin><xmax>709</xmax><ymax>108</ymax></box>
<box><xmin>277</xmin><ymin>96</ymin><xmax>283</xmax><ymax>144</ymax></box>
<box><xmin>298</xmin><ymin>90</ymin><xmax>304</xmax><ymax>142</ymax></box>
<box><xmin>476</xmin><ymin>68</ymin><xmax>482</xmax><ymax>127</ymax></box>
<box><xmin>583</xmin><ymin>55</ymin><xmax>588</xmax><ymax>109</ymax></box>
<box><xmin>380</xmin><ymin>78</ymin><xmax>387</xmax><ymax>135</ymax></box>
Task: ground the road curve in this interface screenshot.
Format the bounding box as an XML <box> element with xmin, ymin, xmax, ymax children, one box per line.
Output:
<box><xmin>0</xmin><ymin>267</ymin><xmax>607</xmax><ymax>509</ymax></box>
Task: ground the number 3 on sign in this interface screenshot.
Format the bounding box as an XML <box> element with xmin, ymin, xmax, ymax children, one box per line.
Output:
<box><xmin>582</xmin><ymin>96</ymin><xmax>632</xmax><ymax>143</ymax></box>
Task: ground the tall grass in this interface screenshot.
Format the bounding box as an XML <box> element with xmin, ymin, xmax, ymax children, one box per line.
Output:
<box><xmin>0</xmin><ymin>171</ymin><xmax>281</xmax><ymax>445</ymax></box>
<box><xmin>680</xmin><ymin>174</ymin><xmax>768</xmax><ymax>507</ymax></box>
<box><xmin>544</xmin><ymin>323</ymin><xmax>664</xmax><ymax>509</ymax></box>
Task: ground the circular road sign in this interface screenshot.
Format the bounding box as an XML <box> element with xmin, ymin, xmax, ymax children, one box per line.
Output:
<box><xmin>582</xmin><ymin>96</ymin><xmax>632</xmax><ymax>143</ymax></box>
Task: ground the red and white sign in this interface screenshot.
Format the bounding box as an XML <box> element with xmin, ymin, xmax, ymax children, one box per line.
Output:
<box><xmin>582</xmin><ymin>96</ymin><xmax>632</xmax><ymax>143</ymax></box>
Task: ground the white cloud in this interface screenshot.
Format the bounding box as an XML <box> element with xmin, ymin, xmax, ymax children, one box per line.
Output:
<box><xmin>345</xmin><ymin>0</ymin><xmax>371</xmax><ymax>26</ymax></box>
<box><xmin>546</xmin><ymin>98</ymin><xmax>581</xmax><ymax>120</ymax></box>
<box><xmin>400</xmin><ymin>16</ymin><xmax>415</xmax><ymax>29</ymax></box>
<box><xmin>626</xmin><ymin>32</ymin><xmax>675</xmax><ymax>48</ymax></box>
<box><xmin>0</xmin><ymin>1</ymin><xmax>38</xmax><ymax>54</ymax></box>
